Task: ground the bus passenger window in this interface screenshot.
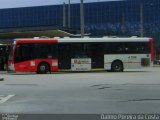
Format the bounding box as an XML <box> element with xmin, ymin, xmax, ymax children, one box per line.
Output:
<box><xmin>14</xmin><ymin>44</ymin><xmax>32</xmax><ymax>63</ymax></box>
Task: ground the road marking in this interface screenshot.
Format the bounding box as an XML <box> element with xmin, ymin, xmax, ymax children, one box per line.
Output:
<box><xmin>0</xmin><ymin>95</ymin><xmax>15</xmax><ymax>104</ymax></box>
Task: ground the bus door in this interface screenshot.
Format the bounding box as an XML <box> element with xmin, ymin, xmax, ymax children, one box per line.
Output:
<box><xmin>58</xmin><ymin>44</ymin><xmax>71</xmax><ymax>69</ymax></box>
<box><xmin>14</xmin><ymin>44</ymin><xmax>32</xmax><ymax>72</ymax></box>
<box><xmin>91</xmin><ymin>43</ymin><xmax>104</xmax><ymax>69</ymax></box>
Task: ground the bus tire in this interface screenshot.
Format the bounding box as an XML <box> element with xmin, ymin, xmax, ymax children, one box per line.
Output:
<box><xmin>111</xmin><ymin>60</ymin><xmax>123</xmax><ymax>72</ymax></box>
<box><xmin>37</xmin><ymin>62</ymin><xmax>50</xmax><ymax>74</ymax></box>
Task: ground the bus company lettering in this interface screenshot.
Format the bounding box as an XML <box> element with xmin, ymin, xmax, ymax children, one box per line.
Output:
<box><xmin>73</xmin><ymin>58</ymin><xmax>91</xmax><ymax>64</ymax></box>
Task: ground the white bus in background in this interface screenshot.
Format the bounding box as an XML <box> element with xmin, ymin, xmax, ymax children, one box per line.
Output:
<box><xmin>8</xmin><ymin>37</ymin><xmax>154</xmax><ymax>73</ymax></box>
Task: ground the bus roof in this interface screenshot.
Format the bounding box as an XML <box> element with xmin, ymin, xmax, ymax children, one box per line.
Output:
<box><xmin>58</xmin><ymin>37</ymin><xmax>151</xmax><ymax>43</ymax></box>
<box><xmin>14</xmin><ymin>37</ymin><xmax>151</xmax><ymax>44</ymax></box>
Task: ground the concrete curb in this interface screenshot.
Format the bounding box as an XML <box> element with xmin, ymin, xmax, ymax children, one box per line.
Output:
<box><xmin>153</xmin><ymin>65</ymin><xmax>160</xmax><ymax>67</ymax></box>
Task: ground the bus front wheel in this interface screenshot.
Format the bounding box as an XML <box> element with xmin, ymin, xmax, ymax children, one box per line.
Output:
<box><xmin>37</xmin><ymin>62</ymin><xmax>50</xmax><ymax>74</ymax></box>
<box><xmin>111</xmin><ymin>61</ymin><xmax>123</xmax><ymax>72</ymax></box>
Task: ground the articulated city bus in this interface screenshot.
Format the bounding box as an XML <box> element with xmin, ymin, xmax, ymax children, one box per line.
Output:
<box><xmin>8</xmin><ymin>37</ymin><xmax>154</xmax><ymax>73</ymax></box>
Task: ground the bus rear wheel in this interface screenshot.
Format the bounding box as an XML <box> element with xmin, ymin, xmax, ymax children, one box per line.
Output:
<box><xmin>37</xmin><ymin>62</ymin><xmax>50</xmax><ymax>74</ymax></box>
<box><xmin>111</xmin><ymin>61</ymin><xmax>123</xmax><ymax>72</ymax></box>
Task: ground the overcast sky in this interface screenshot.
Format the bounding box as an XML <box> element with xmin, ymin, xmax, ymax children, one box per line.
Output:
<box><xmin>0</xmin><ymin>0</ymin><xmax>121</xmax><ymax>9</ymax></box>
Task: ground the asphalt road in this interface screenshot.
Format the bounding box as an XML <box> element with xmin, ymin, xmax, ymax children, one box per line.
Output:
<box><xmin>0</xmin><ymin>67</ymin><xmax>160</xmax><ymax>114</ymax></box>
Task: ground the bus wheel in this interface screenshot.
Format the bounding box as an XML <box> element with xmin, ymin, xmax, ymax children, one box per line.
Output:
<box><xmin>111</xmin><ymin>61</ymin><xmax>123</xmax><ymax>72</ymax></box>
<box><xmin>37</xmin><ymin>62</ymin><xmax>50</xmax><ymax>74</ymax></box>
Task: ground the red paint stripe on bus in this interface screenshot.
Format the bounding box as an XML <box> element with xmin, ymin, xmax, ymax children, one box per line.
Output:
<box><xmin>16</xmin><ymin>39</ymin><xmax>58</xmax><ymax>44</ymax></box>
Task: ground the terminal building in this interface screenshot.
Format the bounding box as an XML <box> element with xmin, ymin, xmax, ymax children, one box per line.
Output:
<box><xmin>0</xmin><ymin>0</ymin><xmax>159</xmax><ymax>52</ymax></box>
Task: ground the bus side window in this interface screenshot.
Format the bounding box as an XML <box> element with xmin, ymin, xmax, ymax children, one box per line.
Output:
<box><xmin>134</xmin><ymin>42</ymin><xmax>150</xmax><ymax>54</ymax></box>
<box><xmin>14</xmin><ymin>44</ymin><xmax>32</xmax><ymax>63</ymax></box>
<box><xmin>122</xmin><ymin>42</ymin><xmax>150</xmax><ymax>54</ymax></box>
<box><xmin>46</xmin><ymin>44</ymin><xmax>58</xmax><ymax>58</ymax></box>
<box><xmin>34</xmin><ymin>43</ymin><xmax>58</xmax><ymax>59</ymax></box>
<box><xmin>105</xmin><ymin>43</ymin><xmax>124</xmax><ymax>54</ymax></box>
<box><xmin>116</xmin><ymin>43</ymin><xmax>124</xmax><ymax>54</ymax></box>
<box><xmin>117</xmin><ymin>46</ymin><xmax>123</xmax><ymax>53</ymax></box>
<box><xmin>124</xmin><ymin>43</ymin><xmax>131</xmax><ymax>53</ymax></box>
<box><xmin>15</xmin><ymin>45</ymin><xmax>22</xmax><ymax>63</ymax></box>
<box><xmin>45</xmin><ymin>44</ymin><xmax>52</xmax><ymax>58</ymax></box>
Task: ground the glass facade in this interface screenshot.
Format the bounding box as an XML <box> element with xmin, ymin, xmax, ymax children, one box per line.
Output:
<box><xmin>0</xmin><ymin>5</ymin><xmax>63</xmax><ymax>28</ymax></box>
<box><xmin>0</xmin><ymin>0</ymin><xmax>159</xmax><ymax>52</ymax></box>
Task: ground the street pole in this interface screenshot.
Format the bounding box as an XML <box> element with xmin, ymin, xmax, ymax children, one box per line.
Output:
<box><xmin>68</xmin><ymin>0</ymin><xmax>71</xmax><ymax>28</ymax></box>
<box><xmin>140</xmin><ymin>2</ymin><xmax>144</xmax><ymax>37</ymax></box>
<box><xmin>121</xmin><ymin>12</ymin><xmax>125</xmax><ymax>34</ymax></box>
<box><xmin>63</xmin><ymin>2</ymin><xmax>66</xmax><ymax>27</ymax></box>
<box><xmin>80</xmin><ymin>0</ymin><xmax>84</xmax><ymax>38</ymax></box>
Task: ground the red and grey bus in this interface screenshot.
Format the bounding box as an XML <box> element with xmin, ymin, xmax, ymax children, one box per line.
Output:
<box><xmin>8</xmin><ymin>37</ymin><xmax>154</xmax><ymax>73</ymax></box>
